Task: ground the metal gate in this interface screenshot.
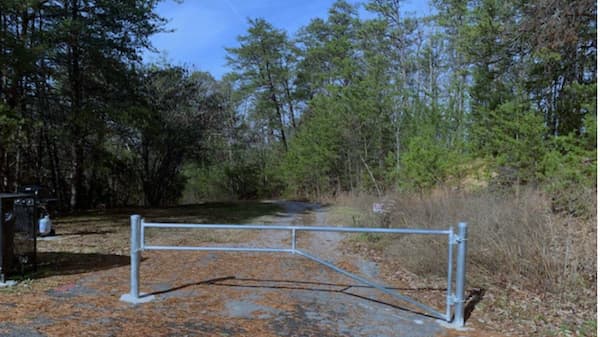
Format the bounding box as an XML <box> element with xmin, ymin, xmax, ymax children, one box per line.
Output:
<box><xmin>120</xmin><ymin>214</ymin><xmax>468</xmax><ymax>327</ymax></box>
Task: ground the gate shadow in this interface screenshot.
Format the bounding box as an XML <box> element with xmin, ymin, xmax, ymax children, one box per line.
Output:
<box><xmin>148</xmin><ymin>276</ymin><xmax>446</xmax><ymax>320</ymax></box>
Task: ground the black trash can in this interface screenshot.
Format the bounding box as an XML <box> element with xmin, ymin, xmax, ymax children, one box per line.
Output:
<box><xmin>0</xmin><ymin>193</ymin><xmax>37</xmax><ymax>283</ymax></box>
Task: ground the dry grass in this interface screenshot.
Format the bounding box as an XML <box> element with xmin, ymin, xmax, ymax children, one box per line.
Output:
<box><xmin>333</xmin><ymin>187</ymin><xmax>597</xmax><ymax>336</ymax></box>
<box><xmin>336</xmin><ymin>188</ymin><xmax>596</xmax><ymax>291</ymax></box>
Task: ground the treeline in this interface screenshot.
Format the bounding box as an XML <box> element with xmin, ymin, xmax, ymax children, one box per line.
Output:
<box><xmin>191</xmin><ymin>0</ymin><xmax>596</xmax><ymax>213</ymax></box>
<box><xmin>0</xmin><ymin>0</ymin><xmax>596</xmax><ymax>212</ymax></box>
<box><xmin>0</xmin><ymin>1</ymin><xmax>228</xmax><ymax>208</ymax></box>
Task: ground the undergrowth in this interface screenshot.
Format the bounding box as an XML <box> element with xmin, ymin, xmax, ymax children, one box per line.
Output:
<box><xmin>332</xmin><ymin>187</ymin><xmax>596</xmax><ymax>336</ymax></box>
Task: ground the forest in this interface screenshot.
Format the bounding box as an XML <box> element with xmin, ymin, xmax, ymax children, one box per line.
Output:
<box><xmin>0</xmin><ymin>0</ymin><xmax>595</xmax><ymax>213</ymax></box>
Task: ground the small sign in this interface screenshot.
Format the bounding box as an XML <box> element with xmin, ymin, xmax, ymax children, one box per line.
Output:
<box><xmin>372</xmin><ymin>203</ymin><xmax>384</xmax><ymax>214</ymax></box>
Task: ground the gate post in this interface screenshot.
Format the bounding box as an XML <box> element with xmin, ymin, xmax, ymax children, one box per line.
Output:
<box><xmin>120</xmin><ymin>214</ymin><xmax>154</xmax><ymax>303</ymax></box>
<box><xmin>453</xmin><ymin>222</ymin><xmax>468</xmax><ymax>327</ymax></box>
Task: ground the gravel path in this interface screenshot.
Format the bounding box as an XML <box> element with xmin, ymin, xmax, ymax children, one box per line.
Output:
<box><xmin>217</xmin><ymin>201</ymin><xmax>445</xmax><ymax>337</ymax></box>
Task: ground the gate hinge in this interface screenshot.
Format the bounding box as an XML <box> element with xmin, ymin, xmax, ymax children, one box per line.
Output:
<box><xmin>448</xmin><ymin>295</ymin><xmax>465</xmax><ymax>305</ymax></box>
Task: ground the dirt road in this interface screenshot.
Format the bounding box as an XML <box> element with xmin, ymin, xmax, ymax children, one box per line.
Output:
<box><xmin>0</xmin><ymin>201</ymin><xmax>456</xmax><ymax>337</ymax></box>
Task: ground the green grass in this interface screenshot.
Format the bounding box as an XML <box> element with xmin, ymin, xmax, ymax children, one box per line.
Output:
<box><xmin>323</xmin><ymin>206</ymin><xmax>366</xmax><ymax>226</ymax></box>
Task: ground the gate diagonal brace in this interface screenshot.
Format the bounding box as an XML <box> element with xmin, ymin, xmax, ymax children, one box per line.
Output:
<box><xmin>293</xmin><ymin>248</ymin><xmax>447</xmax><ymax>320</ymax></box>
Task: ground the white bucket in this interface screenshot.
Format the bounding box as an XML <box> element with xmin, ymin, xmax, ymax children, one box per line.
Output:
<box><xmin>39</xmin><ymin>215</ymin><xmax>52</xmax><ymax>235</ymax></box>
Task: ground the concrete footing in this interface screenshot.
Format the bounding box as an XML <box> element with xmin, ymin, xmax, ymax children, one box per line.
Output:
<box><xmin>120</xmin><ymin>293</ymin><xmax>155</xmax><ymax>304</ymax></box>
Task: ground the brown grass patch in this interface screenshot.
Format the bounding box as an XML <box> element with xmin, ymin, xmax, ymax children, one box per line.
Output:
<box><xmin>334</xmin><ymin>187</ymin><xmax>597</xmax><ymax>336</ymax></box>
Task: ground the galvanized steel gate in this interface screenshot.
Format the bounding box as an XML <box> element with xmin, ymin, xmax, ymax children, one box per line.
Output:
<box><xmin>121</xmin><ymin>214</ymin><xmax>469</xmax><ymax>327</ymax></box>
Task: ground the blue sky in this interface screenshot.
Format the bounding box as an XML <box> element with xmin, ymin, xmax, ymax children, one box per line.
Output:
<box><xmin>143</xmin><ymin>0</ymin><xmax>431</xmax><ymax>79</ymax></box>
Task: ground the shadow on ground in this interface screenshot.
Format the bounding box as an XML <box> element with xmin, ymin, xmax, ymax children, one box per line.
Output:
<box><xmin>55</xmin><ymin>201</ymin><xmax>289</xmax><ymax>231</ymax></box>
<box><xmin>31</xmin><ymin>252</ymin><xmax>130</xmax><ymax>279</ymax></box>
<box><xmin>150</xmin><ymin>276</ymin><xmax>446</xmax><ymax>321</ymax></box>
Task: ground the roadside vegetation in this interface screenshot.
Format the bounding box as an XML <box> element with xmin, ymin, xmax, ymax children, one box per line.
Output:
<box><xmin>327</xmin><ymin>186</ymin><xmax>596</xmax><ymax>336</ymax></box>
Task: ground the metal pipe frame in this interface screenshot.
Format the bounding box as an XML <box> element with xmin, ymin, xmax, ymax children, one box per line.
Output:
<box><xmin>143</xmin><ymin>246</ymin><xmax>294</xmax><ymax>253</ymax></box>
<box><xmin>445</xmin><ymin>227</ymin><xmax>454</xmax><ymax>321</ymax></box>
<box><xmin>453</xmin><ymin>222</ymin><xmax>468</xmax><ymax>327</ymax></box>
<box><xmin>142</xmin><ymin>222</ymin><xmax>452</xmax><ymax>236</ymax></box>
<box><xmin>130</xmin><ymin>215</ymin><xmax>141</xmax><ymax>298</ymax></box>
<box><xmin>122</xmin><ymin>217</ymin><xmax>468</xmax><ymax>327</ymax></box>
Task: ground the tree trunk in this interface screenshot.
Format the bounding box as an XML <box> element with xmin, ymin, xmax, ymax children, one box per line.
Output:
<box><xmin>264</xmin><ymin>59</ymin><xmax>288</xmax><ymax>151</ymax></box>
<box><xmin>283</xmin><ymin>79</ymin><xmax>296</xmax><ymax>129</ymax></box>
<box><xmin>69</xmin><ymin>142</ymin><xmax>83</xmax><ymax>209</ymax></box>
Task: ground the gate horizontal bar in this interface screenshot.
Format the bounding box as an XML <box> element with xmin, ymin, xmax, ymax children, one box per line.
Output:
<box><xmin>142</xmin><ymin>222</ymin><xmax>451</xmax><ymax>236</ymax></box>
<box><xmin>294</xmin><ymin>248</ymin><xmax>447</xmax><ymax>321</ymax></box>
<box><xmin>143</xmin><ymin>246</ymin><xmax>293</xmax><ymax>253</ymax></box>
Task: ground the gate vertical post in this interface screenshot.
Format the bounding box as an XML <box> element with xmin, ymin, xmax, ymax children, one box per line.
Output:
<box><xmin>130</xmin><ymin>214</ymin><xmax>141</xmax><ymax>299</ymax></box>
<box><xmin>453</xmin><ymin>222</ymin><xmax>468</xmax><ymax>327</ymax></box>
<box><xmin>120</xmin><ymin>214</ymin><xmax>154</xmax><ymax>303</ymax></box>
<box><xmin>445</xmin><ymin>227</ymin><xmax>454</xmax><ymax>322</ymax></box>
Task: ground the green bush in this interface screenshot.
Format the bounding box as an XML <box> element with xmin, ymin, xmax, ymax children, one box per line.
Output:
<box><xmin>540</xmin><ymin>115</ymin><xmax>597</xmax><ymax>216</ymax></box>
<box><xmin>398</xmin><ymin>128</ymin><xmax>467</xmax><ymax>190</ymax></box>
